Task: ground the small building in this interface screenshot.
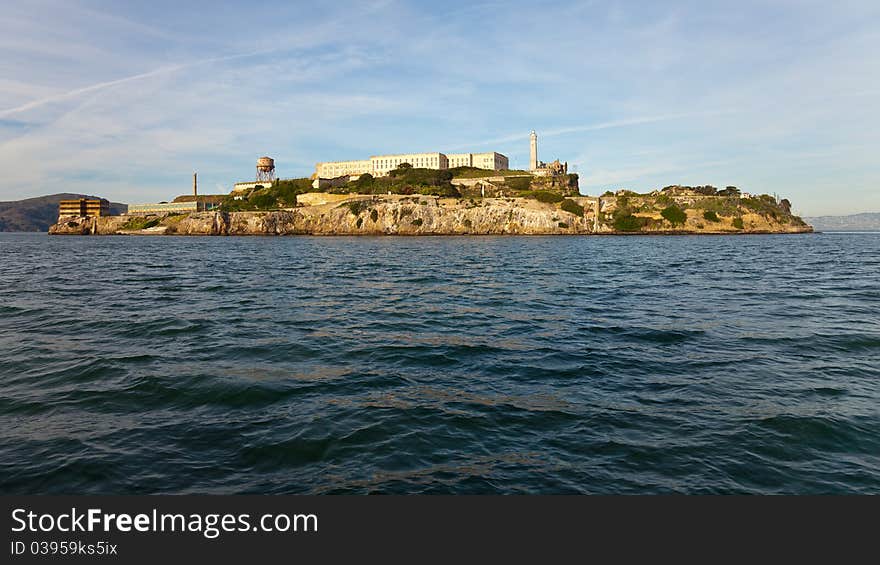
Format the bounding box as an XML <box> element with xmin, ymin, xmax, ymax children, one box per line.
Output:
<box><xmin>127</xmin><ymin>196</ymin><xmax>222</xmax><ymax>216</ymax></box>
<box><xmin>232</xmin><ymin>180</ymin><xmax>275</xmax><ymax>194</ymax></box>
<box><xmin>58</xmin><ymin>198</ymin><xmax>110</xmax><ymax>217</ymax></box>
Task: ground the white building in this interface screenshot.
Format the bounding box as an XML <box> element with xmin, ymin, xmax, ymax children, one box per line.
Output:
<box><xmin>315</xmin><ymin>151</ymin><xmax>508</xmax><ymax>179</ymax></box>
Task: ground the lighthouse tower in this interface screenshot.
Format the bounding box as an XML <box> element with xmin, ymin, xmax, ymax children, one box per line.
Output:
<box><xmin>529</xmin><ymin>130</ymin><xmax>538</xmax><ymax>171</ymax></box>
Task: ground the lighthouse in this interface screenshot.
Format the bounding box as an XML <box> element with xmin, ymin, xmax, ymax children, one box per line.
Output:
<box><xmin>529</xmin><ymin>130</ymin><xmax>538</xmax><ymax>171</ymax></box>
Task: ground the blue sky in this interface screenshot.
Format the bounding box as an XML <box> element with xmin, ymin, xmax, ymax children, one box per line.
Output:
<box><xmin>1</xmin><ymin>0</ymin><xmax>878</xmax><ymax>215</ymax></box>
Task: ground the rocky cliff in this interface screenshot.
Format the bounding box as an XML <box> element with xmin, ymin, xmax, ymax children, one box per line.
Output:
<box><xmin>49</xmin><ymin>193</ymin><xmax>812</xmax><ymax>236</ymax></box>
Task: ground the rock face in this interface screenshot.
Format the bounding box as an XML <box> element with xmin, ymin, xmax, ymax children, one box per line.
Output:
<box><xmin>48</xmin><ymin>194</ymin><xmax>813</xmax><ymax>236</ymax></box>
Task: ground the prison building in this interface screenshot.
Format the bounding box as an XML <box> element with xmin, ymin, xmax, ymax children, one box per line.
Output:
<box><xmin>315</xmin><ymin>151</ymin><xmax>508</xmax><ymax>179</ymax></box>
<box><xmin>446</xmin><ymin>152</ymin><xmax>509</xmax><ymax>170</ymax></box>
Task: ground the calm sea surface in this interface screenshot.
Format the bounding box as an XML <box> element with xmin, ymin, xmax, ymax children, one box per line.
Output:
<box><xmin>0</xmin><ymin>232</ymin><xmax>878</xmax><ymax>494</ymax></box>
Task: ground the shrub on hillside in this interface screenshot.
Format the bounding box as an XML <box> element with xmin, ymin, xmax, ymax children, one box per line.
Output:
<box><xmin>733</xmin><ymin>217</ymin><xmax>744</xmax><ymax>230</ymax></box>
<box><xmin>531</xmin><ymin>190</ymin><xmax>564</xmax><ymax>203</ymax></box>
<box><xmin>122</xmin><ymin>216</ymin><xmax>161</xmax><ymax>230</ymax></box>
<box><xmin>504</xmin><ymin>176</ymin><xmax>532</xmax><ymax>191</ymax></box>
<box><xmin>560</xmin><ymin>199</ymin><xmax>584</xmax><ymax>216</ymax></box>
<box><xmin>661</xmin><ymin>205</ymin><xmax>687</xmax><ymax>225</ymax></box>
<box><xmin>613</xmin><ymin>214</ymin><xmax>646</xmax><ymax>232</ymax></box>
<box><xmin>341</xmin><ymin>200</ymin><xmax>371</xmax><ymax>216</ymax></box>
<box><xmin>272</xmin><ymin>178</ymin><xmax>314</xmax><ymax>204</ymax></box>
<box><xmin>250</xmin><ymin>192</ymin><xmax>278</xmax><ymax>209</ymax></box>
<box><xmin>703</xmin><ymin>210</ymin><xmax>720</xmax><ymax>222</ymax></box>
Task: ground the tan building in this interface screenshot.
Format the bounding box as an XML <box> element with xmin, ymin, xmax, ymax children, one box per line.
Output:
<box><xmin>446</xmin><ymin>152</ymin><xmax>509</xmax><ymax>170</ymax></box>
<box><xmin>58</xmin><ymin>198</ymin><xmax>110</xmax><ymax>217</ymax></box>
<box><xmin>314</xmin><ymin>160</ymin><xmax>373</xmax><ymax>179</ymax></box>
<box><xmin>232</xmin><ymin>180</ymin><xmax>275</xmax><ymax>194</ymax></box>
<box><xmin>315</xmin><ymin>150</ymin><xmax>507</xmax><ymax>179</ymax></box>
<box><xmin>127</xmin><ymin>201</ymin><xmax>200</xmax><ymax>215</ymax></box>
<box><xmin>370</xmin><ymin>153</ymin><xmax>447</xmax><ymax>176</ymax></box>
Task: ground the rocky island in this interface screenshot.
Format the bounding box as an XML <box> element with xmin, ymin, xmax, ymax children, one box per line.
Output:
<box><xmin>48</xmin><ymin>163</ymin><xmax>811</xmax><ymax>236</ymax></box>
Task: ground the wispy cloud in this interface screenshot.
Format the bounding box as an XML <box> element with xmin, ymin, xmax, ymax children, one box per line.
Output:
<box><xmin>450</xmin><ymin>110</ymin><xmax>736</xmax><ymax>150</ymax></box>
<box><xmin>0</xmin><ymin>48</ymin><xmax>282</xmax><ymax>119</ymax></box>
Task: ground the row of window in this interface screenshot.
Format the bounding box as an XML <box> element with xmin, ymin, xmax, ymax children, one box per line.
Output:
<box><xmin>375</xmin><ymin>156</ymin><xmax>441</xmax><ymax>169</ymax></box>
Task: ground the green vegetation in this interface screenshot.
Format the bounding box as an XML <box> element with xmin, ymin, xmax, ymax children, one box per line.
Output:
<box><xmin>122</xmin><ymin>216</ymin><xmax>161</xmax><ymax>230</ymax></box>
<box><xmin>356</xmin><ymin>218</ymin><xmax>363</xmax><ymax>228</ymax></box>
<box><xmin>613</xmin><ymin>214</ymin><xmax>647</xmax><ymax>232</ymax></box>
<box><xmin>333</xmin><ymin>165</ymin><xmax>461</xmax><ymax>197</ymax></box>
<box><xmin>411</xmin><ymin>218</ymin><xmax>423</xmax><ymax>226</ymax></box>
<box><xmin>249</xmin><ymin>192</ymin><xmax>278</xmax><ymax>209</ymax></box>
<box><xmin>221</xmin><ymin>177</ymin><xmax>313</xmax><ymax>211</ymax></box>
<box><xmin>462</xmin><ymin>219</ymin><xmax>472</xmax><ymax>229</ymax></box>
<box><xmin>502</xmin><ymin>176</ymin><xmax>533</xmax><ymax>191</ymax></box>
<box><xmin>691</xmin><ymin>196</ymin><xmax>740</xmax><ymax>217</ymax></box>
<box><xmin>560</xmin><ymin>199</ymin><xmax>584</xmax><ymax>217</ymax></box>
<box><xmin>448</xmin><ymin>167</ymin><xmax>531</xmax><ymax>178</ymax></box>
<box><xmin>655</xmin><ymin>193</ymin><xmax>673</xmax><ymax>207</ymax></box>
<box><xmin>733</xmin><ymin>217</ymin><xmax>744</xmax><ymax>230</ymax></box>
<box><xmin>340</xmin><ymin>200</ymin><xmax>371</xmax><ymax>216</ymax></box>
<box><xmin>558</xmin><ymin>222</ymin><xmax>569</xmax><ymax>228</ymax></box>
<box><xmin>662</xmin><ymin>185</ymin><xmax>723</xmax><ymax>196</ymax></box>
<box><xmin>703</xmin><ymin>210</ymin><xmax>720</xmax><ymax>222</ymax></box>
<box><xmin>272</xmin><ymin>178</ymin><xmax>313</xmax><ymax>203</ymax></box>
<box><xmin>740</xmin><ymin>195</ymin><xmax>781</xmax><ymax>218</ymax></box>
<box><xmin>661</xmin><ymin>205</ymin><xmax>687</xmax><ymax>225</ymax></box>
<box><xmin>528</xmin><ymin>190</ymin><xmax>565</xmax><ymax>203</ymax></box>
<box><xmin>370</xmin><ymin>209</ymin><xmax>379</xmax><ymax>222</ymax></box>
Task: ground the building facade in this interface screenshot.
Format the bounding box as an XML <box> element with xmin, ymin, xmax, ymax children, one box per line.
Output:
<box><xmin>127</xmin><ymin>199</ymin><xmax>221</xmax><ymax>215</ymax></box>
<box><xmin>58</xmin><ymin>198</ymin><xmax>110</xmax><ymax>217</ymax></box>
<box><xmin>232</xmin><ymin>180</ymin><xmax>275</xmax><ymax>194</ymax></box>
<box><xmin>315</xmin><ymin>151</ymin><xmax>508</xmax><ymax>179</ymax></box>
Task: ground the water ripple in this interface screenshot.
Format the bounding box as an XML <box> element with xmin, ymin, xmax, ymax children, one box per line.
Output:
<box><xmin>0</xmin><ymin>232</ymin><xmax>879</xmax><ymax>494</ymax></box>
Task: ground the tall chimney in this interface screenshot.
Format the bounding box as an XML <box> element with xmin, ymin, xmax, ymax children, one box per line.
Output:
<box><xmin>193</xmin><ymin>172</ymin><xmax>198</xmax><ymax>197</ymax></box>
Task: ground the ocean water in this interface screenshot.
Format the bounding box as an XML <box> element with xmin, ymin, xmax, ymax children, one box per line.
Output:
<box><xmin>0</xmin><ymin>231</ymin><xmax>878</xmax><ymax>494</ymax></box>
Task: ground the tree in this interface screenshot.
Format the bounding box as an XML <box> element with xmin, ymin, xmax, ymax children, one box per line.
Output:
<box><xmin>613</xmin><ymin>214</ymin><xmax>645</xmax><ymax>232</ymax></box>
<box><xmin>560</xmin><ymin>199</ymin><xmax>584</xmax><ymax>216</ymax></box>
<box><xmin>355</xmin><ymin>173</ymin><xmax>374</xmax><ymax>190</ymax></box>
<box><xmin>779</xmin><ymin>198</ymin><xmax>792</xmax><ymax>214</ymax></box>
<box><xmin>661</xmin><ymin>205</ymin><xmax>687</xmax><ymax>225</ymax></box>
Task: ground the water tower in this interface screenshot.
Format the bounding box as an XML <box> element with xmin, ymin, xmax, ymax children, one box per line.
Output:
<box><xmin>256</xmin><ymin>156</ymin><xmax>276</xmax><ymax>182</ymax></box>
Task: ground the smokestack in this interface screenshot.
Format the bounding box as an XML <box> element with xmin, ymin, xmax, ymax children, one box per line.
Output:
<box><xmin>193</xmin><ymin>172</ymin><xmax>198</xmax><ymax>197</ymax></box>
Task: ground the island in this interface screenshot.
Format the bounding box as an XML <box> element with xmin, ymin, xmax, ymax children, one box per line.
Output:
<box><xmin>49</xmin><ymin>169</ymin><xmax>811</xmax><ymax>236</ymax></box>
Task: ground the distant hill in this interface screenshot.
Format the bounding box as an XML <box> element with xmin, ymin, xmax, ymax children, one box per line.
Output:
<box><xmin>804</xmin><ymin>212</ymin><xmax>880</xmax><ymax>231</ymax></box>
<box><xmin>0</xmin><ymin>194</ymin><xmax>128</xmax><ymax>232</ymax></box>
